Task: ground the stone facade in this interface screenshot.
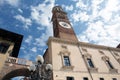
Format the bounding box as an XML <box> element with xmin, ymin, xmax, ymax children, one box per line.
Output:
<box><xmin>44</xmin><ymin>37</ymin><xmax>120</xmax><ymax>80</ymax></box>
<box><xmin>0</xmin><ymin>38</ymin><xmax>14</xmax><ymax>72</ymax></box>
<box><xmin>0</xmin><ymin>29</ymin><xmax>31</xmax><ymax>79</ymax></box>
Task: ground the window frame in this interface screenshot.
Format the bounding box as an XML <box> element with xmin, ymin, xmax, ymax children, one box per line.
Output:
<box><xmin>106</xmin><ymin>60</ymin><xmax>114</xmax><ymax>69</ymax></box>
<box><xmin>112</xmin><ymin>78</ymin><xmax>117</xmax><ymax>80</ymax></box>
<box><xmin>59</xmin><ymin>50</ymin><xmax>74</xmax><ymax>70</ymax></box>
<box><xmin>83</xmin><ymin>53</ymin><xmax>98</xmax><ymax>72</ymax></box>
<box><xmin>87</xmin><ymin>58</ymin><xmax>94</xmax><ymax>68</ymax></box>
<box><xmin>99</xmin><ymin>78</ymin><xmax>104</xmax><ymax>80</ymax></box>
<box><xmin>64</xmin><ymin>56</ymin><xmax>71</xmax><ymax>66</ymax></box>
<box><xmin>83</xmin><ymin>77</ymin><xmax>88</xmax><ymax>80</ymax></box>
<box><xmin>66</xmin><ymin>76</ymin><xmax>74</xmax><ymax>80</ymax></box>
<box><xmin>102</xmin><ymin>56</ymin><xmax>118</xmax><ymax>73</ymax></box>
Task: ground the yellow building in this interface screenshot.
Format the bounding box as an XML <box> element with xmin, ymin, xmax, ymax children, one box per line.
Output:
<box><xmin>0</xmin><ymin>28</ymin><xmax>23</xmax><ymax>72</ymax></box>
<box><xmin>44</xmin><ymin>6</ymin><xmax>120</xmax><ymax>80</ymax></box>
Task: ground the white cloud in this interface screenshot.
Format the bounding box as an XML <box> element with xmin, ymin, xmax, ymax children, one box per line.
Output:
<box><xmin>14</xmin><ymin>15</ymin><xmax>32</xmax><ymax>29</ymax></box>
<box><xmin>30</xmin><ymin>0</ymin><xmax>54</xmax><ymax>47</ymax></box>
<box><xmin>79</xmin><ymin>12</ymin><xmax>89</xmax><ymax>22</ymax></box>
<box><xmin>31</xmin><ymin>47</ymin><xmax>37</xmax><ymax>53</ymax></box>
<box><xmin>14</xmin><ymin>0</ymin><xmax>55</xmax><ymax>60</ymax></box>
<box><xmin>18</xmin><ymin>8</ymin><xmax>23</xmax><ymax>13</ymax></box>
<box><xmin>98</xmin><ymin>0</ymin><xmax>120</xmax><ymax>22</ymax></box>
<box><xmin>62</xmin><ymin>5</ymin><xmax>73</xmax><ymax>11</ymax></box>
<box><xmin>19</xmin><ymin>45</ymin><xmax>39</xmax><ymax>61</ymax></box>
<box><xmin>34</xmin><ymin>30</ymin><xmax>51</xmax><ymax>47</ymax></box>
<box><xmin>0</xmin><ymin>0</ymin><xmax>20</xmax><ymax>7</ymax></box>
<box><xmin>21</xmin><ymin>50</ymin><xmax>36</xmax><ymax>61</ymax></box>
<box><xmin>30</xmin><ymin>0</ymin><xmax>54</xmax><ymax>27</ymax></box>
<box><xmin>76</xmin><ymin>0</ymin><xmax>89</xmax><ymax>10</ymax></box>
<box><xmin>71</xmin><ymin>12</ymin><xmax>80</xmax><ymax>22</ymax></box>
<box><xmin>71</xmin><ymin>0</ymin><xmax>78</xmax><ymax>2</ymax></box>
<box><xmin>37</xmin><ymin>26</ymin><xmax>44</xmax><ymax>30</ymax></box>
<box><xmin>78</xmin><ymin>20</ymin><xmax>120</xmax><ymax>47</ymax></box>
<box><xmin>6</xmin><ymin>0</ymin><xmax>19</xmax><ymax>6</ymax></box>
<box><xmin>25</xmin><ymin>35</ymin><xmax>33</xmax><ymax>44</ymax></box>
<box><xmin>34</xmin><ymin>23</ymin><xmax>53</xmax><ymax>47</ymax></box>
<box><xmin>71</xmin><ymin>11</ymin><xmax>89</xmax><ymax>22</ymax></box>
<box><xmin>74</xmin><ymin>0</ymin><xmax>120</xmax><ymax>47</ymax></box>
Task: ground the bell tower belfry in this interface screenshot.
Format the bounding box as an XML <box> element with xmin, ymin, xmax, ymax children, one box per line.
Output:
<box><xmin>51</xmin><ymin>6</ymin><xmax>78</xmax><ymax>41</ymax></box>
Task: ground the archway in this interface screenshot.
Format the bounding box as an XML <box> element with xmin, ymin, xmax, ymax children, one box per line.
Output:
<box><xmin>2</xmin><ymin>68</ymin><xmax>30</xmax><ymax>80</ymax></box>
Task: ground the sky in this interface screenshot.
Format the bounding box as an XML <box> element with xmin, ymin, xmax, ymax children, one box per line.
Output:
<box><xmin>0</xmin><ymin>0</ymin><xmax>120</xmax><ymax>79</ymax></box>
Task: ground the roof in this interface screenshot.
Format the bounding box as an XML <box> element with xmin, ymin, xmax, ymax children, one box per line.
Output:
<box><xmin>117</xmin><ymin>44</ymin><xmax>120</xmax><ymax>48</ymax></box>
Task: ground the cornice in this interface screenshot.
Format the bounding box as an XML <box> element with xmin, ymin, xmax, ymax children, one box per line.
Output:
<box><xmin>47</xmin><ymin>37</ymin><xmax>120</xmax><ymax>52</ymax></box>
<box><xmin>78</xmin><ymin>41</ymin><xmax>120</xmax><ymax>52</ymax></box>
<box><xmin>47</xmin><ymin>37</ymin><xmax>78</xmax><ymax>46</ymax></box>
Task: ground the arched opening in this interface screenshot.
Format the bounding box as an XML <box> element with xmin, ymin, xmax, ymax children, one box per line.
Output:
<box><xmin>2</xmin><ymin>68</ymin><xmax>30</xmax><ymax>80</ymax></box>
<box><xmin>11</xmin><ymin>76</ymin><xmax>25</xmax><ymax>80</ymax></box>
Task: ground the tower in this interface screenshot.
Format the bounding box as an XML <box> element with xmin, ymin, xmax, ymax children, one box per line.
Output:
<box><xmin>51</xmin><ymin>6</ymin><xmax>78</xmax><ymax>41</ymax></box>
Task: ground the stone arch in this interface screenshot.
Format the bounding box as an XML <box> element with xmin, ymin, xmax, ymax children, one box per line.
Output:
<box><xmin>2</xmin><ymin>68</ymin><xmax>30</xmax><ymax>80</ymax></box>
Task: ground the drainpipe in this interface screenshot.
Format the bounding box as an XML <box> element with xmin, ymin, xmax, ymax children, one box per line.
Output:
<box><xmin>77</xmin><ymin>43</ymin><xmax>94</xmax><ymax>80</ymax></box>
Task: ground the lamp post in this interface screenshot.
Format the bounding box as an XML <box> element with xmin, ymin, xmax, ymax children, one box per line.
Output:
<box><xmin>21</xmin><ymin>55</ymin><xmax>52</xmax><ymax>80</ymax></box>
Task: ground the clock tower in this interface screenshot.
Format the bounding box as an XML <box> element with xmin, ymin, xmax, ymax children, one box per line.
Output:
<box><xmin>44</xmin><ymin>6</ymin><xmax>120</xmax><ymax>80</ymax></box>
<box><xmin>51</xmin><ymin>6</ymin><xmax>78</xmax><ymax>41</ymax></box>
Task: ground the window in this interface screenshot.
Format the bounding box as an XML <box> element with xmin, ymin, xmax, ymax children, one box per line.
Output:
<box><xmin>83</xmin><ymin>77</ymin><xmax>88</xmax><ymax>80</ymax></box>
<box><xmin>0</xmin><ymin>42</ymin><xmax>10</xmax><ymax>53</ymax></box>
<box><xmin>59</xmin><ymin>51</ymin><xmax>74</xmax><ymax>70</ymax></box>
<box><xmin>100</xmin><ymin>78</ymin><xmax>104</xmax><ymax>80</ymax></box>
<box><xmin>87</xmin><ymin>58</ymin><xmax>94</xmax><ymax>68</ymax></box>
<box><xmin>102</xmin><ymin>56</ymin><xmax>117</xmax><ymax>73</ymax></box>
<box><xmin>112</xmin><ymin>78</ymin><xmax>117</xmax><ymax>80</ymax></box>
<box><xmin>64</xmin><ymin>56</ymin><xmax>71</xmax><ymax>66</ymax></box>
<box><xmin>106</xmin><ymin>60</ymin><xmax>114</xmax><ymax>69</ymax></box>
<box><xmin>66</xmin><ymin>77</ymin><xmax>74</xmax><ymax>80</ymax></box>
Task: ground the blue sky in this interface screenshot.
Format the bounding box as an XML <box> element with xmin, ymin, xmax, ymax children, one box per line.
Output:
<box><xmin>0</xmin><ymin>0</ymin><xmax>120</xmax><ymax>79</ymax></box>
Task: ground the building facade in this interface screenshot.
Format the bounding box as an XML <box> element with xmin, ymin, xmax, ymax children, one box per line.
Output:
<box><xmin>0</xmin><ymin>28</ymin><xmax>23</xmax><ymax>71</ymax></box>
<box><xmin>0</xmin><ymin>29</ymin><xmax>32</xmax><ymax>79</ymax></box>
<box><xmin>44</xmin><ymin>6</ymin><xmax>120</xmax><ymax>80</ymax></box>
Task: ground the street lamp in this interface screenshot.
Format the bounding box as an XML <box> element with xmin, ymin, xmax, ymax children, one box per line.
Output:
<box><xmin>21</xmin><ymin>55</ymin><xmax>52</xmax><ymax>80</ymax></box>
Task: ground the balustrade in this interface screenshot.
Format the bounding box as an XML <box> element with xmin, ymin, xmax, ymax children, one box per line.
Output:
<box><xmin>6</xmin><ymin>57</ymin><xmax>32</xmax><ymax>65</ymax></box>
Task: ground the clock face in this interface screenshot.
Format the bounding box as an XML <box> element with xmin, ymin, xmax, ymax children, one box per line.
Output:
<box><xmin>59</xmin><ymin>21</ymin><xmax>71</xmax><ymax>28</ymax></box>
